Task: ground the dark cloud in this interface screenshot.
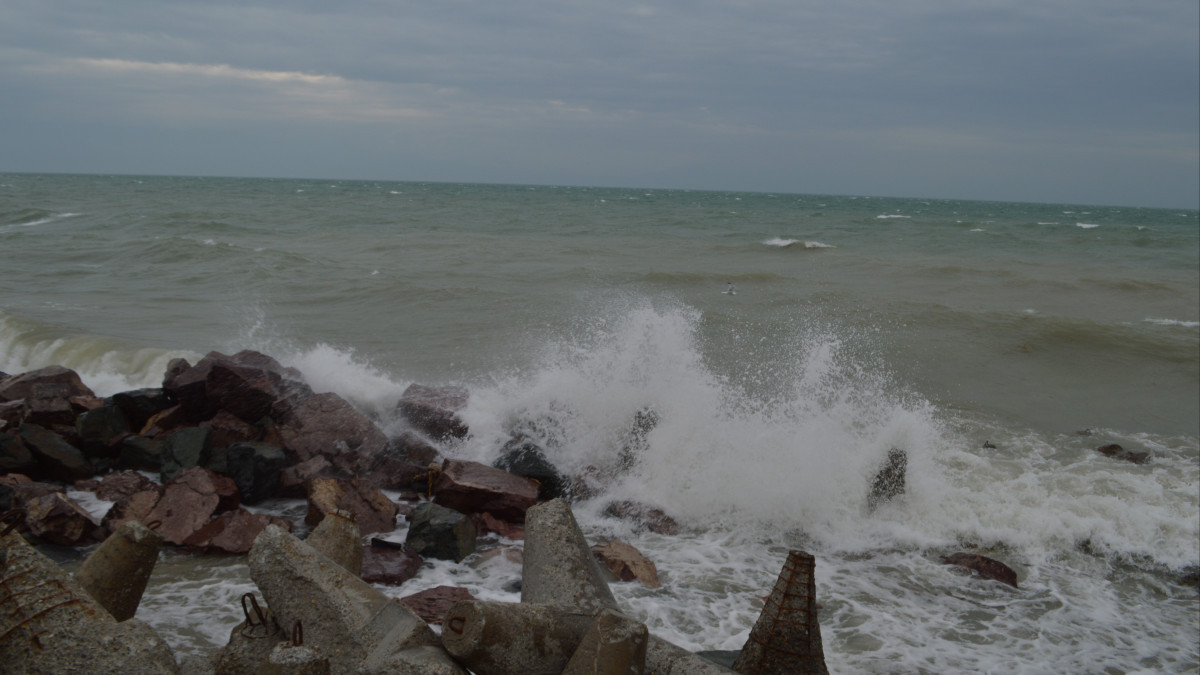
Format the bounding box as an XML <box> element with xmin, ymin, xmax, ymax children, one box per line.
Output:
<box><xmin>0</xmin><ymin>0</ymin><xmax>1195</xmax><ymax>207</ymax></box>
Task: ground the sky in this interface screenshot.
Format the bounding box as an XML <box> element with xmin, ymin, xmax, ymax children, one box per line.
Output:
<box><xmin>1</xmin><ymin>1</ymin><xmax>1197</xmax><ymax>209</ymax></box>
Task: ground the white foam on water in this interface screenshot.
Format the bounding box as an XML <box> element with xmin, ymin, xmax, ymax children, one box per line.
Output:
<box><xmin>762</xmin><ymin>237</ymin><xmax>835</xmax><ymax>248</ymax></box>
<box><xmin>1076</xmin><ymin>222</ymin><xmax>1100</xmax><ymax>229</ymax></box>
<box><xmin>1144</xmin><ymin>317</ymin><xmax>1200</xmax><ymax>328</ymax></box>
<box><xmin>876</xmin><ymin>214</ymin><xmax>911</xmax><ymax>219</ymax></box>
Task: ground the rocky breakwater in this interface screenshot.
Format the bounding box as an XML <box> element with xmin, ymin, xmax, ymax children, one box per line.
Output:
<box><xmin>0</xmin><ymin>351</ymin><xmax>842</xmax><ymax>673</ymax></box>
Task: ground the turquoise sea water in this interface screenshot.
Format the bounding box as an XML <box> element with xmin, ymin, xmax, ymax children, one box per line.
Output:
<box><xmin>3</xmin><ymin>173</ymin><xmax>1198</xmax><ymax>671</ymax></box>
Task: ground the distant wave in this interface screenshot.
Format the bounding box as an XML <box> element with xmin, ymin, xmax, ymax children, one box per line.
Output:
<box><xmin>875</xmin><ymin>214</ymin><xmax>911</xmax><ymax>219</ymax></box>
<box><xmin>1144</xmin><ymin>318</ymin><xmax>1200</xmax><ymax>328</ymax></box>
<box><xmin>762</xmin><ymin>237</ymin><xmax>835</xmax><ymax>249</ymax></box>
<box><xmin>1076</xmin><ymin>223</ymin><xmax>1100</xmax><ymax>229</ymax></box>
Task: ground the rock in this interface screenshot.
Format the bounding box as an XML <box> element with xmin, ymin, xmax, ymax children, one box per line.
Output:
<box><xmin>522</xmin><ymin>498</ymin><xmax>618</xmax><ymax>613</ymax></box>
<box><xmin>0</xmin><ymin>530</ymin><xmax>179</xmax><ymax>673</ymax></box>
<box><xmin>1095</xmin><ymin>443</ymin><xmax>1151</xmax><ymax>464</ymax></box>
<box><xmin>366</xmin><ymin>453</ymin><xmax>430</xmax><ymax>492</ymax></box>
<box><xmin>182</xmin><ymin>507</ymin><xmax>291</xmax><ymax>554</ymax></box>
<box><xmin>159</xmin><ymin>426</ymin><xmax>213</xmax><ymax>481</ymax></box>
<box><xmin>94</xmin><ymin>469</ymin><xmax>158</xmax><ymax>504</ymax></box>
<box><xmin>119</xmin><ymin>434</ymin><xmax>166</xmax><ymax>471</ymax></box>
<box><xmin>602</xmin><ymin>500</ymin><xmax>682</xmax><ymax>535</ymax></box>
<box><xmin>200</xmin><ymin>409</ymin><xmax>262</xmax><ymax>450</ymax></box>
<box><xmin>867</xmin><ymin>448</ymin><xmax>907</xmax><ymax>512</ymax></box>
<box><xmin>0</xmin><ymin>365</ymin><xmax>94</xmax><ymax>403</ymax></box>
<box><xmin>75</xmin><ymin>403</ymin><xmax>131</xmax><ymax>456</ymax></box>
<box><xmin>646</xmin><ymin>636</ymin><xmax>737</xmax><ymax>674</ymax></box>
<box><xmin>406</xmin><ymin>502</ymin><xmax>477</xmax><ymax>562</ymax></box>
<box><xmin>24</xmin><ymin>491</ymin><xmax>101</xmax><ymax>545</ymax></box>
<box><xmin>305</xmin><ymin>509</ymin><xmax>363</xmax><ymax>575</ymax></box>
<box><xmin>562</xmin><ymin>608</ymin><xmax>648</xmax><ymax>675</ymax></box>
<box><xmin>278</xmin><ymin>455</ymin><xmax>333</xmax><ymax>498</ymax></box>
<box><xmin>361</xmin><ymin>542</ymin><xmax>424</xmax><ymax>585</ymax></box>
<box><xmin>400</xmin><ymin>586</ymin><xmax>474</xmax><ymax>625</ymax></box>
<box><xmin>101</xmin><ymin>489</ymin><xmax>163</xmax><ymax>533</ymax></box>
<box><xmin>147</xmin><ymin>466</ymin><xmax>240</xmax><ymax>545</ymax></box>
<box><xmin>592</xmin><ymin>539</ymin><xmax>661</xmax><ymax>589</ymax></box>
<box><xmin>204</xmin><ymin>359</ymin><xmax>282</xmax><ymax>424</ymax></box>
<box><xmin>276</xmin><ymin>392</ymin><xmax>387</xmax><ymax>472</ymax></box>
<box><xmin>396</xmin><ymin>384</ymin><xmax>470</xmax><ymax>441</ymax></box>
<box><xmin>18</xmin><ymin>423</ymin><xmax>93</xmax><ymax>481</ymax></box>
<box><xmin>76</xmin><ymin>520</ymin><xmax>163</xmax><ymax>621</ymax></box>
<box><xmin>260</xmin><ymin>640</ymin><xmax>332</xmax><ymax>674</ymax></box>
<box><xmin>941</xmin><ymin>552</ymin><xmax>1019</xmax><ymax>588</ymax></box>
<box><xmin>0</xmin><ymin>400</ymin><xmax>27</xmax><ymax>429</ymax></box>
<box><xmin>140</xmin><ymin>404</ymin><xmax>190</xmax><ymax>438</ymax></box>
<box><xmin>440</xmin><ymin>600</ymin><xmax>595</xmax><ymax>675</ymax></box>
<box><xmin>470</xmin><ymin>512</ymin><xmax>525</xmax><ymax>540</ymax></box>
<box><xmin>0</xmin><ymin>431</ymin><xmax>36</xmax><ymax>474</ymax></box>
<box><xmin>494</xmin><ymin>438</ymin><xmax>569</xmax><ymax>501</ymax></box>
<box><xmin>388</xmin><ymin>430</ymin><xmax>441</xmax><ymax>466</ymax></box>
<box><xmin>432</xmin><ymin>459</ymin><xmax>538</xmax><ymax>523</ymax></box>
<box><xmin>732</xmin><ymin>550</ymin><xmax>829</xmax><ymax>675</ymax></box>
<box><xmin>305</xmin><ymin>476</ymin><xmax>399</xmax><ymax>536</ymax></box>
<box><xmin>109</xmin><ymin>388</ymin><xmax>176</xmax><ymax>432</ymax></box>
<box><xmin>163</xmin><ymin>350</ymin><xmax>306</xmax><ymax>424</ymax></box>
<box><xmin>225</xmin><ymin>441</ymin><xmax>286</xmax><ymax>504</ymax></box>
<box><xmin>247</xmin><ymin>525</ymin><xmax>442</xmax><ymax>673</ymax></box>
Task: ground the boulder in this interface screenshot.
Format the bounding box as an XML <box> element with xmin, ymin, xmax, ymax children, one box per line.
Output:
<box><xmin>0</xmin><ymin>365</ymin><xmax>94</xmax><ymax>403</ymax></box>
<box><xmin>602</xmin><ymin>500</ymin><xmax>682</xmax><ymax>535</ymax></box>
<box><xmin>159</xmin><ymin>426</ymin><xmax>213</xmax><ymax>481</ymax></box>
<box><xmin>432</xmin><ymin>459</ymin><xmax>538</xmax><ymax>523</ymax></box>
<box><xmin>387</xmin><ymin>430</ymin><xmax>441</xmax><ymax>466</ymax></box>
<box><xmin>247</xmin><ymin>525</ymin><xmax>444</xmax><ymax>673</ymax></box>
<box><xmin>867</xmin><ymin>448</ymin><xmax>907</xmax><ymax>512</ymax></box>
<box><xmin>24</xmin><ymin>491</ymin><xmax>101</xmax><ymax>545</ymax></box>
<box><xmin>494</xmin><ymin>438</ymin><xmax>569</xmax><ymax>501</ymax></box>
<box><xmin>163</xmin><ymin>350</ymin><xmax>312</xmax><ymax>424</ymax></box>
<box><xmin>365</xmin><ymin>453</ymin><xmax>430</xmax><ymax>492</ymax></box>
<box><xmin>94</xmin><ymin>469</ymin><xmax>158</xmax><ymax>504</ymax></box>
<box><xmin>75</xmin><ymin>404</ymin><xmax>131</xmax><ymax>457</ymax></box>
<box><xmin>0</xmin><ymin>400</ymin><xmax>27</xmax><ymax>429</ymax></box>
<box><xmin>109</xmin><ymin>388</ymin><xmax>176</xmax><ymax>432</ymax></box>
<box><xmin>278</xmin><ymin>455</ymin><xmax>333</xmax><ymax>498</ymax></box>
<box><xmin>400</xmin><ymin>586</ymin><xmax>473</xmax><ymax>625</ymax></box>
<box><xmin>226</xmin><ymin>441</ymin><xmax>286</xmax><ymax>505</ymax></box>
<box><xmin>591</xmin><ymin>539</ymin><xmax>661</xmax><ymax>588</ymax></box>
<box><xmin>305</xmin><ymin>476</ymin><xmax>398</xmax><ymax>536</ymax></box>
<box><xmin>0</xmin><ymin>530</ymin><xmax>179</xmax><ymax>673</ymax></box>
<box><xmin>941</xmin><ymin>552</ymin><xmax>1019</xmax><ymax>588</ymax></box>
<box><xmin>18</xmin><ymin>423</ymin><xmax>93</xmax><ymax>481</ymax></box>
<box><xmin>200</xmin><ymin>409</ymin><xmax>262</xmax><ymax>451</ymax></box>
<box><xmin>276</xmin><ymin>392</ymin><xmax>387</xmax><ymax>471</ymax></box>
<box><xmin>1095</xmin><ymin>443</ymin><xmax>1151</xmax><ymax>465</ymax></box>
<box><xmin>396</xmin><ymin>384</ymin><xmax>469</xmax><ymax>440</ymax></box>
<box><xmin>406</xmin><ymin>502</ymin><xmax>477</xmax><ymax>563</ymax></box>
<box><xmin>101</xmin><ymin>489</ymin><xmax>163</xmax><ymax>533</ymax></box>
<box><xmin>182</xmin><ymin>508</ymin><xmax>292</xmax><ymax>554</ymax></box>
<box><xmin>146</xmin><ymin>466</ymin><xmax>240</xmax><ymax>545</ymax></box>
<box><xmin>118</xmin><ymin>434</ymin><xmax>166</xmax><ymax>471</ymax></box>
<box><xmin>470</xmin><ymin>512</ymin><xmax>525</xmax><ymax>540</ymax></box>
<box><xmin>139</xmin><ymin>404</ymin><xmax>190</xmax><ymax>438</ymax></box>
<box><xmin>0</xmin><ymin>431</ymin><xmax>36</xmax><ymax>474</ymax></box>
<box><xmin>361</xmin><ymin>542</ymin><xmax>424</xmax><ymax>585</ymax></box>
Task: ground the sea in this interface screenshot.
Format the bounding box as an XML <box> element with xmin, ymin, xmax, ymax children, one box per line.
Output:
<box><xmin>2</xmin><ymin>173</ymin><xmax>1197</xmax><ymax>673</ymax></box>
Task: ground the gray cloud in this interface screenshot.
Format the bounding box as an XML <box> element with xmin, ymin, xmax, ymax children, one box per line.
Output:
<box><xmin>1</xmin><ymin>0</ymin><xmax>1196</xmax><ymax>207</ymax></box>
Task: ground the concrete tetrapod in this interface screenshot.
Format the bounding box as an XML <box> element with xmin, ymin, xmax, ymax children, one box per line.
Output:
<box><xmin>731</xmin><ymin>550</ymin><xmax>829</xmax><ymax>675</ymax></box>
<box><xmin>561</xmin><ymin>608</ymin><xmax>649</xmax><ymax>675</ymax></box>
<box><xmin>304</xmin><ymin>509</ymin><xmax>363</xmax><ymax>575</ymax></box>
<box><xmin>247</xmin><ymin>524</ymin><xmax>465</xmax><ymax>674</ymax></box>
<box><xmin>519</xmin><ymin>499</ymin><xmax>736</xmax><ymax>674</ymax></box>
<box><xmin>441</xmin><ymin>599</ymin><xmax>596</xmax><ymax>675</ymax></box>
<box><xmin>0</xmin><ymin>530</ymin><xmax>179</xmax><ymax>674</ymax></box>
<box><xmin>75</xmin><ymin>519</ymin><xmax>163</xmax><ymax>621</ymax></box>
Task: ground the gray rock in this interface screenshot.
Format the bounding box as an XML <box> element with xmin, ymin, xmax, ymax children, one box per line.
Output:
<box><xmin>406</xmin><ymin>502</ymin><xmax>477</xmax><ymax>562</ymax></box>
<box><xmin>226</xmin><ymin>441</ymin><xmax>286</xmax><ymax>504</ymax></box>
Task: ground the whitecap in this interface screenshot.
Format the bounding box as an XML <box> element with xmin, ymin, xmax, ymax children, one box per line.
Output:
<box><xmin>876</xmin><ymin>214</ymin><xmax>910</xmax><ymax>219</ymax></box>
<box><xmin>1144</xmin><ymin>318</ymin><xmax>1200</xmax><ymax>328</ymax></box>
<box><xmin>762</xmin><ymin>238</ymin><xmax>836</xmax><ymax>249</ymax></box>
<box><xmin>1076</xmin><ymin>223</ymin><xmax>1100</xmax><ymax>229</ymax></box>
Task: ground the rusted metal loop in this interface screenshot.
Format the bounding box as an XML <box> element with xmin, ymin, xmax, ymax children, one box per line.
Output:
<box><xmin>446</xmin><ymin>616</ymin><xmax>465</xmax><ymax>634</ymax></box>
<box><xmin>0</xmin><ymin>508</ymin><xmax>26</xmax><ymax>536</ymax></box>
<box><xmin>145</xmin><ymin>519</ymin><xmax>163</xmax><ymax>531</ymax></box>
<box><xmin>292</xmin><ymin>619</ymin><xmax>303</xmax><ymax>647</ymax></box>
<box><xmin>241</xmin><ymin>593</ymin><xmax>267</xmax><ymax>626</ymax></box>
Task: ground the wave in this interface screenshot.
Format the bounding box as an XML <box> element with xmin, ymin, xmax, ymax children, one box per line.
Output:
<box><xmin>762</xmin><ymin>237</ymin><xmax>836</xmax><ymax>249</ymax></box>
<box><xmin>1144</xmin><ymin>317</ymin><xmax>1200</xmax><ymax>329</ymax></box>
<box><xmin>875</xmin><ymin>214</ymin><xmax>911</xmax><ymax>219</ymax></box>
<box><xmin>1076</xmin><ymin>223</ymin><xmax>1100</xmax><ymax>229</ymax></box>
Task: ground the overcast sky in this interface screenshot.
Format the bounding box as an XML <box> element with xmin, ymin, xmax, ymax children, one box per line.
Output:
<box><xmin>1</xmin><ymin>1</ymin><xmax>1196</xmax><ymax>208</ymax></box>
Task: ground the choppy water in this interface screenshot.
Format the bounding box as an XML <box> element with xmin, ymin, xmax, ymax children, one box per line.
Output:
<box><xmin>3</xmin><ymin>173</ymin><xmax>1198</xmax><ymax>672</ymax></box>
